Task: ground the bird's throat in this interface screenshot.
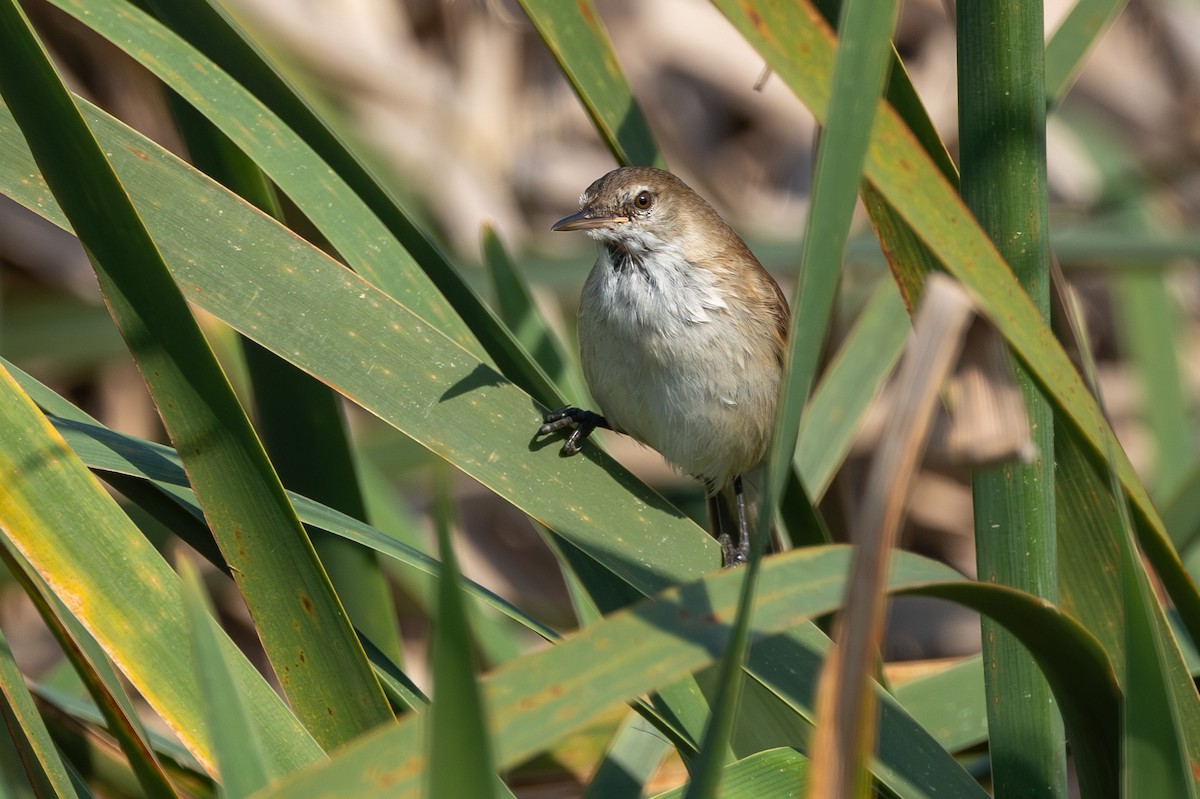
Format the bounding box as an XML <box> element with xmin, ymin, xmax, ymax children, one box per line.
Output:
<box><xmin>604</xmin><ymin>241</ymin><xmax>646</xmax><ymax>277</ymax></box>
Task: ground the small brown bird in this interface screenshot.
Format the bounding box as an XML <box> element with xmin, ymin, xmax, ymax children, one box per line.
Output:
<box><xmin>537</xmin><ymin>167</ymin><xmax>789</xmax><ymax>566</ymax></box>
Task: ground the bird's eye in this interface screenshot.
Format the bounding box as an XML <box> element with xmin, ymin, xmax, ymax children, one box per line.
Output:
<box><xmin>634</xmin><ymin>190</ymin><xmax>652</xmax><ymax>210</ymax></box>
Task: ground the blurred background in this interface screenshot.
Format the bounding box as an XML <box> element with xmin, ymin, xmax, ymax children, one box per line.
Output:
<box><xmin>3</xmin><ymin>0</ymin><xmax>1200</xmax><ymax>791</ymax></box>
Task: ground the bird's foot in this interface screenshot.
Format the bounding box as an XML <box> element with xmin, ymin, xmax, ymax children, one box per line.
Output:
<box><xmin>718</xmin><ymin>534</ymin><xmax>748</xmax><ymax>568</ymax></box>
<box><xmin>537</xmin><ymin>406</ymin><xmax>609</xmax><ymax>456</ymax></box>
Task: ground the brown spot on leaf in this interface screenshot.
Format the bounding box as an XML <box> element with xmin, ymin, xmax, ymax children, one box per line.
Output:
<box><xmin>372</xmin><ymin>770</ymin><xmax>401</xmax><ymax>788</ymax></box>
<box><xmin>745</xmin><ymin>5</ymin><xmax>763</xmax><ymax>30</ymax></box>
<box><xmin>300</xmin><ymin>594</ymin><xmax>314</xmax><ymax>616</ymax></box>
<box><xmin>577</xmin><ymin>0</ymin><xmax>595</xmax><ymax>27</ymax></box>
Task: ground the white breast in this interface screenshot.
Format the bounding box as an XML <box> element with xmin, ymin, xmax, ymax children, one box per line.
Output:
<box><xmin>577</xmin><ymin>246</ymin><xmax>776</xmax><ymax>490</ymax></box>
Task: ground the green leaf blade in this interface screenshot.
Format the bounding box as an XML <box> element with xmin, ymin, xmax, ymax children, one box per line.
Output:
<box><xmin>957</xmin><ymin>1</ymin><xmax>1066</xmax><ymax>794</ymax></box>
<box><xmin>180</xmin><ymin>560</ymin><xmax>271</xmax><ymax>799</ymax></box>
<box><xmin>0</xmin><ymin>359</ymin><xmax>323</xmax><ymax>775</ymax></box>
<box><xmin>427</xmin><ymin>474</ymin><xmax>499</xmax><ymax>799</ymax></box>
<box><xmin>516</xmin><ymin>0</ymin><xmax>662</xmax><ymax>167</ymax></box>
<box><xmin>0</xmin><ymin>2</ymin><xmax>393</xmax><ymax>747</ymax></box>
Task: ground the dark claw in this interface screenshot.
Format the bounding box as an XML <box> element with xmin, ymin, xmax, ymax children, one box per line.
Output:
<box><xmin>536</xmin><ymin>406</ymin><xmax>609</xmax><ymax>457</ymax></box>
<box><xmin>719</xmin><ymin>534</ymin><xmax>748</xmax><ymax>568</ymax></box>
<box><xmin>714</xmin><ymin>475</ymin><xmax>751</xmax><ymax>568</ymax></box>
<box><xmin>537</xmin><ymin>407</ymin><xmax>575</xmax><ymax>436</ymax></box>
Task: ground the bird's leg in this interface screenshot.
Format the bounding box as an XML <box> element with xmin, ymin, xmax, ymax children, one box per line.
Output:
<box><xmin>733</xmin><ymin>475</ymin><xmax>750</xmax><ymax>565</ymax></box>
<box><xmin>707</xmin><ymin>494</ymin><xmax>737</xmax><ymax>567</ymax></box>
<box><xmin>538</xmin><ymin>406</ymin><xmax>610</xmax><ymax>456</ymax></box>
<box><xmin>708</xmin><ymin>486</ymin><xmax>747</xmax><ymax>568</ymax></box>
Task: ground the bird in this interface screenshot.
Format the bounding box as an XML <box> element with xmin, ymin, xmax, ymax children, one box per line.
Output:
<box><xmin>536</xmin><ymin>166</ymin><xmax>789</xmax><ymax>566</ymax></box>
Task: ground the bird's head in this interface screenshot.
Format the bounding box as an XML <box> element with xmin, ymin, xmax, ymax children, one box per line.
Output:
<box><xmin>551</xmin><ymin>167</ymin><xmax>732</xmax><ymax>262</ymax></box>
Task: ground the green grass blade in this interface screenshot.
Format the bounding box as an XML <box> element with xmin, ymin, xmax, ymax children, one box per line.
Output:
<box><xmin>13</xmin><ymin>362</ymin><xmax>540</xmax><ymax>689</ymax></box>
<box><xmin>891</xmin><ymin>657</ymin><xmax>988</xmax><ymax>752</ymax></box>
<box><xmin>0</xmin><ymin>628</ymin><xmax>79</xmax><ymax>798</ymax></box>
<box><xmin>644</xmin><ymin>677</ymin><xmax>711</xmax><ymax>764</ymax></box>
<box><xmin>0</xmin><ymin>292</ymin><xmax>125</xmax><ymax>371</ymax></box>
<box><xmin>1115</xmin><ymin>264</ymin><xmax>1192</xmax><ymax>499</ymax></box>
<box><xmin>0</xmin><ymin>1</ymin><xmax>393</xmax><ymax>747</ymax></box>
<box><xmin>583</xmin><ymin>711</ymin><xmax>673</xmax><ymax>799</ymax></box>
<box><xmin>1122</xmin><ymin>554</ymin><xmax>1198</xmax><ymax>797</ymax></box>
<box><xmin>243</xmin><ymin>340</ymin><xmax>406</xmax><ymax>662</ymax></box>
<box><xmin>6</xmin><ymin>359</ymin><xmax>606</xmax><ymax>647</ymax></box>
<box><xmin>0</xmin><ymin>544</ymin><xmax>178</xmax><ymax>799</ymax></box>
<box><xmin>166</xmin><ymin>94</ymin><xmax>404</xmax><ymax>666</ymax></box>
<box><xmin>680</xmin><ymin>567</ymin><xmax>754</xmax><ymax>799</ymax></box>
<box><xmin>1059</xmin><ymin>278</ymin><xmax>1198</xmax><ymax>796</ymax></box>
<box><xmin>28</xmin><ymin>408</ymin><xmax>555</xmax><ymax>643</ymax></box>
<box><xmin>179</xmin><ymin>560</ymin><xmax>270</xmax><ymax>799</ymax></box>
<box><xmin>61</xmin><ymin>0</ymin><xmax>478</xmax><ymax>356</ymax></box>
<box><xmin>744</xmin><ymin>630</ymin><xmax>987</xmax><ymax>799</ymax></box>
<box><xmin>1054</xmin><ymin>426</ymin><xmax>1200</xmax><ymax>770</ymax></box>
<box><xmin>796</xmin><ymin>276</ymin><xmax>908</xmax><ymax>502</ymax></box>
<box><xmin>482</xmin><ymin>224</ymin><xmax>590</xmax><ymax>406</ymax></box>
<box><xmin>358</xmin><ymin>456</ymin><xmax>524</xmax><ymax>667</ymax></box>
<box><xmin>1059</xmin><ymin>101</ymin><xmax>1195</xmax><ymax>505</ymax></box>
<box><xmin>357</xmin><ymin>635</ymin><xmax>426</xmax><ymax>716</ymax></box>
<box><xmin>777</xmin><ymin>466</ymin><xmax>834</xmax><ymax>549</ymax></box>
<box><xmin>904</xmin><ymin>583</ymin><xmax>1117</xmax><ymax>797</ymax></box>
<box><xmin>956</xmin><ymin>1</ymin><xmax>1066</xmax><ymax>794</ymax></box>
<box><xmin>811</xmin><ymin>0</ymin><xmax>959</xmax><ymax>311</ymax></box>
<box><xmin>1053</xmin><ymin>228</ymin><xmax>1200</xmax><ymax>263</ymax></box>
<box><xmin>697</xmin><ymin>668</ymin><xmax>805</xmax><ymax>761</ymax></box>
<box><xmin>255</xmin><ymin>547</ymin><xmax>965</xmax><ymax>799</ymax></box>
<box><xmin>0</xmin><ymin>360</ymin><xmax>322</xmax><ymax>775</ymax></box>
<box><xmin>770</xmin><ymin>0</ymin><xmax>898</xmax><ymax>462</ymax></box>
<box><xmin>427</xmin><ymin>472</ymin><xmax>499</xmax><ymax>799</ymax></box>
<box><xmin>103</xmin><ymin>0</ymin><xmax>566</xmax><ymax>407</ymax></box>
<box><xmin>539</xmin><ymin>521</ymin><xmax>605</xmax><ymax>629</ymax></box>
<box><xmin>515</xmin><ymin>0</ymin><xmax>662</xmax><ymax>167</ymax></box>
<box><xmin>105</xmin><ymin>470</ymin><xmax>225</xmax><ymax>567</ymax></box>
<box><xmin>1164</xmin><ymin>462</ymin><xmax>1200</xmax><ymax>552</ymax></box>
<box><xmin>653</xmin><ymin>748</ymin><xmax>808</xmax><ymax>799</ymax></box>
<box><xmin>1045</xmin><ymin>0</ymin><xmax>1130</xmax><ymax>104</ymax></box>
<box><xmin>255</xmin><ymin>546</ymin><xmax>1117</xmax><ymax>798</ymax></box>
<box><xmin>32</xmin><ymin>685</ymin><xmax>212</xmax><ymax>796</ymax></box>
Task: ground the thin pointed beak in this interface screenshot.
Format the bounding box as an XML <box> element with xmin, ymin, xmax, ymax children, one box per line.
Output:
<box><xmin>551</xmin><ymin>209</ymin><xmax>628</xmax><ymax>232</ymax></box>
